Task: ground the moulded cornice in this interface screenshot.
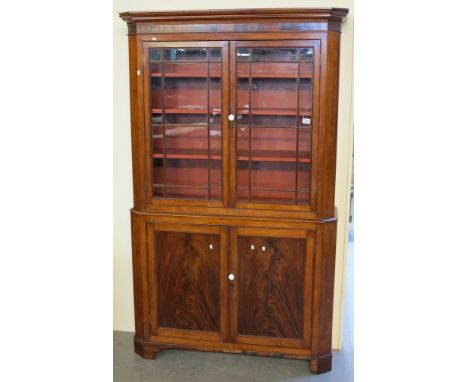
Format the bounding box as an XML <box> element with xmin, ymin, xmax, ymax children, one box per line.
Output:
<box><xmin>119</xmin><ymin>8</ymin><xmax>349</xmax><ymax>25</ymax></box>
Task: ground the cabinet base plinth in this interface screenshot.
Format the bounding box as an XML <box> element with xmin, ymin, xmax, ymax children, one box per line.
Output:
<box><xmin>310</xmin><ymin>353</ymin><xmax>332</xmax><ymax>374</ymax></box>
<box><xmin>134</xmin><ymin>336</ymin><xmax>160</xmax><ymax>360</ymax></box>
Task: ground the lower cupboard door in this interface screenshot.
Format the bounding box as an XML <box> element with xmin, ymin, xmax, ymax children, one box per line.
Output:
<box><xmin>147</xmin><ymin>223</ymin><xmax>228</xmax><ymax>342</ymax></box>
<box><xmin>229</xmin><ymin>227</ymin><xmax>315</xmax><ymax>349</ymax></box>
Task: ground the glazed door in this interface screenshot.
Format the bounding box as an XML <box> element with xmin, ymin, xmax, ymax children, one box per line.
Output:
<box><xmin>147</xmin><ymin>223</ymin><xmax>228</xmax><ymax>342</ymax></box>
<box><xmin>229</xmin><ymin>227</ymin><xmax>315</xmax><ymax>348</ymax></box>
<box><xmin>229</xmin><ymin>41</ymin><xmax>320</xmax><ymax>211</ymax></box>
<box><xmin>143</xmin><ymin>42</ymin><xmax>229</xmax><ymax>207</ymax></box>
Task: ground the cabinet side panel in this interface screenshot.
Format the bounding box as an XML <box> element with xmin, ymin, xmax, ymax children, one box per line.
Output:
<box><xmin>130</xmin><ymin>211</ymin><xmax>146</xmax><ymax>339</ymax></box>
<box><xmin>155</xmin><ymin>231</ymin><xmax>220</xmax><ymax>332</ymax></box>
<box><xmin>318</xmin><ymin>32</ymin><xmax>341</xmax><ymax>217</ymax></box>
<box><xmin>312</xmin><ymin>220</ymin><xmax>337</xmax><ymax>356</ymax></box>
<box><xmin>129</xmin><ymin>35</ymin><xmax>145</xmax><ymax>209</ymax></box>
<box><xmin>238</xmin><ymin>236</ymin><xmax>306</xmax><ymax>339</ymax></box>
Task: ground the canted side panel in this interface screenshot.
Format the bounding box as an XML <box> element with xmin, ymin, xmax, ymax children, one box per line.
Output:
<box><xmin>238</xmin><ymin>236</ymin><xmax>306</xmax><ymax>339</ymax></box>
<box><xmin>129</xmin><ymin>35</ymin><xmax>145</xmax><ymax>210</ymax></box>
<box><xmin>317</xmin><ymin>221</ymin><xmax>337</xmax><ymax>353</ymax></box>
<box><xmin>318</xmin><ymin>32</ymin><xmax>341</xmax><ymax>217</ymax></box>
<box><xmin>155</xmin><ymin>231</ymin><xmax>220</xmax><ymax>332</ymax></box>
<box><xmin>130</xmin><ymin>211</ymin><xmax>145</xmax><ymax>338</ymax></box>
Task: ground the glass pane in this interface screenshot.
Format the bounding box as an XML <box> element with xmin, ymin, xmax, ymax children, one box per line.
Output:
<box><xmin>237</xmin><ymin>77</ymin><xmax>250</xmax><ymax>121</ymax></box>
<box><xmin>236</xmin><ymin>122</ymin><xmax>250</xmax><ymax>202</ymax></box>
<box><xmin>251</xmin><ymin>189</ymin><xmax>296</xmax><ymax>204</ymax></box>
<box><xmin>210</xmin><ymin>62</ymin><xmax>222</xmax><ymax>78</ymax></box>
<box><xmin>251</xmin><ymin>78</ymin><xmax>297</xmax><ymax>115</ymax></box>
<box><xmin>237</xmin><ymin>48</ymin><xmax>251</xmax><ymax>61</ymax></box>
<box><xmin>300</xmin><ymin>48</ymin><xmax>313</xmax><ymax>61</ymax></box>
<box><xmin>297</xmin><ymin>192</ymin><xmax>309</xmax><ymax>204</ymax></box>
<box><xmin>249</xmin><ymin>162</ymin><xmax>295</xmax><ymax>191</ymax></box>
<box><xmin>251</xmin><ymin>162</ymin><xmax>296</xmax><ymax>204</ymax></box>
<box><xmin>251</xmin><ymin>115</ymin><xmax>296</xmax><ymax>127</ymax></box>
<box><xmin>164</xmin><ymin>159</ymin><xmax>209</xmax><ymax>199</ymax></box>
<box><xmin>162</xmin><ymin>114</ymin><xmax>206</xmax><ymax>125</ymax></box>
<box><xmin>151</xmin><ymin>77</ymin><xmax>162</xmax><ymax>110</ymax></box>
<box><xmin>209</xmin><ymin>159</ymin><xmax>222</xmax><ymax>199</ymax></box>
<box><xmin>298</xmin><ymin>128</ymin><xmax>311</xmax><ymax>161</ymax></box>
<box><xmin>251</xmin><ymin>62</ymin><xmax>298</xmax><ymax>76</ymax></box>
<box><xmin>165</xmin><ymin>159</ymin><xmax>208</xmax><ymax>186</ymax></box>
<box><xmin>163</xmin><ymin>48</ymin><xmax>208</xmax><ymax>61</ymax></box>
<box><xmin>237</xmin><ymin>62</ymin><xmax>249</xmax><ymax>77</ymax></box>
<box><xmin>152</xmin><ymin>125</ymin><xmax>164</xmax><ymax>156</ymax></box>
<box><xmin>252</xmin><ymin>48</ymin><xmax>298</xmax><ymax>62</ymax></box>
<box><xmin>153</xmin><ymin>159</ymin><xmax>165</xmax><ymax>196</ymax></box>
<box><xmin>164</xmin><ymin>75</ymin><xmax>207</xmax><ymax>111</ymax></box>
<box><xmin>210</xmin><ymin>48</ymin><xmax>221</xmax><ymax>61</ymax></box>
<box><xmin>208</xmin><ymin>72</ymin><xmax>222</xmax><ymax>201</ymax></box>
<box><xmin>298</xmin><ymin>161</ymin><xmax>311</xmax><ymax>193</ymax></box>
<box><xmin>236</xmin><ymin>126</ymin><xmax>250</xmax><ymax>158</ymax></box>
<box><xmin>164</xmin><ymin>125</ymin><xmax>208</xmax><ymax>155</ymax></box>
<box><xmin>299</xmin><ymin>78</ymin><xmax>313</xmax><ymax>117</ymax></box>
<box><xmin>250</xmin><ymin>127</ymin><xmax>297</xmax><ymax>159</ymax></box>
<box><xmin>149</xmin><ymin>48</ymin><xmax>161</xmax><ymax>62</ymax></box>
<box><xmin>237</xmin><ymin>160</ymin><xmax>249</xmax><ymax>202</ymax></box>
<box><xmin>151</xmin><ymin>46</ymin><xmax>223</xmax><ymax>201</ymax></box>
<box><xmin>235</xmin><ymin>46</ymin><xmax>314</xmax><ymax>205</ymax></box>
<box><xmin>209</xmin><ymin>72</ymin><xmax>221</xmax><ymax>113</ymax></box>
<box><xmin>163</xmin><ymin>62</ymin><xmax>206</xmax><ymax>76</ymax></box>
<box><xmin>300</xmin><ymin>63</ymin><xmax>313</xmax><ymax>78</ymax></box>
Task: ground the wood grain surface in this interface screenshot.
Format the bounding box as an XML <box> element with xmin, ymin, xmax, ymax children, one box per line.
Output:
<box><xmin>237</xmin><ymin>235</ymin><xmax>306</xmax><ymax>339</ymax></box>
<box><xmin>156</xmin><ymin>231</ymin><xmax>220</xmax><ymax>332</ymax></box>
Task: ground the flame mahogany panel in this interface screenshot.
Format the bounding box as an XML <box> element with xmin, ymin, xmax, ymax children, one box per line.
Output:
<box><xmin>237</xmin><ymin>236</ymin><xmax>306</xmax><ymax>339</ymax></box>
<box><xmin>155</xmin><ymin>230</ymin><xmax>220</xmax><ymax>332</ymax></box>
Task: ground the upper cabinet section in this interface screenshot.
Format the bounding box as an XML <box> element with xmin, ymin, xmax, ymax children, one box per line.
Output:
<box><xmin>120</xmin><ymin>9</ymin><xmax>348</xmax><ymax>218</ymax></box>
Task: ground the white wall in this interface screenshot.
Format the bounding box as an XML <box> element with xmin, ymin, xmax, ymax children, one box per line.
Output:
<box><xmin>113</xmin><ymin>0</ymin><xmax>354</xmax><ymax>350</ymax></box>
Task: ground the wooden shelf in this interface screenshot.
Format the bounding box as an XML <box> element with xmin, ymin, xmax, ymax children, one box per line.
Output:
<box><xmin>238</xmin><ymin>149</ymin><xmax>310</xmax><ymax>163</ymax></box>
<box><xmin>238</xmin><ymin>186</ymin><xmax>309</xmax><ymax>193</ymax></box>
<box><xmin>152</xmin><ymin>108</ymin><xmax>310</xmax><ymax>116</ymax></box>
<box><xmin>237</xmin><ymin>109</ymin><xmax>311</xmax><ymax>116</ymax></box>
<box><xmin>151</xmin><ymin>72</ymin><xmax>221</xmax><ymax>78</ymax></box>
<box><xmin>237</xmin><ymin>73</ymin><xmax>312</xmax><ymax>79</ymax></box>
<box><xmin>152</xmin><ymin>149</ymin><xmax>309</xmax><ymax>163</ymax></box>
<box><xmin>237</xmin><ymin>195</ymin><xmax>308</xmax><ymax>204</ymax></box>
<box><xmin>150</xmin><ymin>72</ymin><xmax>311</xmax><ymax>79</ymax></box>
<box><xmin>153</xmin><ymin>148</ymin><xmax>221</xmax><ymax>160</ymax></box>
<box><xmin>151</xmin><ymin>123</ymin><xmax>220</xmax><ymax>128</ymax></box>
<box><xmin>152</xmin><ymin>108</ymin><xmax>222</xmax><ymax>114</ymax></box>
<box><xmin>153</xmin><ymin>184</ymin><xmax>221</xmax><ymax>190</ymax></box>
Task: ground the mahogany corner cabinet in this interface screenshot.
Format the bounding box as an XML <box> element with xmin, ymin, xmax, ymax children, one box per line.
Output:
<box><xmin>120</xmin><ymin>8</ymin><xmax>348</xmax><ymax>374</ymax></box>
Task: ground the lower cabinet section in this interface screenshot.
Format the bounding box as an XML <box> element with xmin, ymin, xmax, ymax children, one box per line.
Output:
<box><xmin>131</xmin><ymin>211</ymin><xmax>337</xmax><ymax>374</ymax></box>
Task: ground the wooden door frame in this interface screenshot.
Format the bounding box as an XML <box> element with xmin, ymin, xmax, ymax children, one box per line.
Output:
<box><xmin>228</xmin><ymin>40</ymin><xmax>321</xmax><ymax>213</ymax></box>
<box><xmin>141</xmin><ymin>41</ymin><xmax>230</xmax><ymax>209</ymax></box>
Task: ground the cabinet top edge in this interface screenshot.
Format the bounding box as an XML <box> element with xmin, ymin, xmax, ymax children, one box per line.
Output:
<box><xmin>119</xmin><ymin>8</ymin><xmax>349</xmax><ymax>24</ymax></box>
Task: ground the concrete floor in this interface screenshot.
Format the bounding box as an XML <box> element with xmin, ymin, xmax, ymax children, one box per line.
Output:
<box><xmin>114</xmin><ymin>227</ymin><xmax>354</xmax><ymax>382</ymax></box>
